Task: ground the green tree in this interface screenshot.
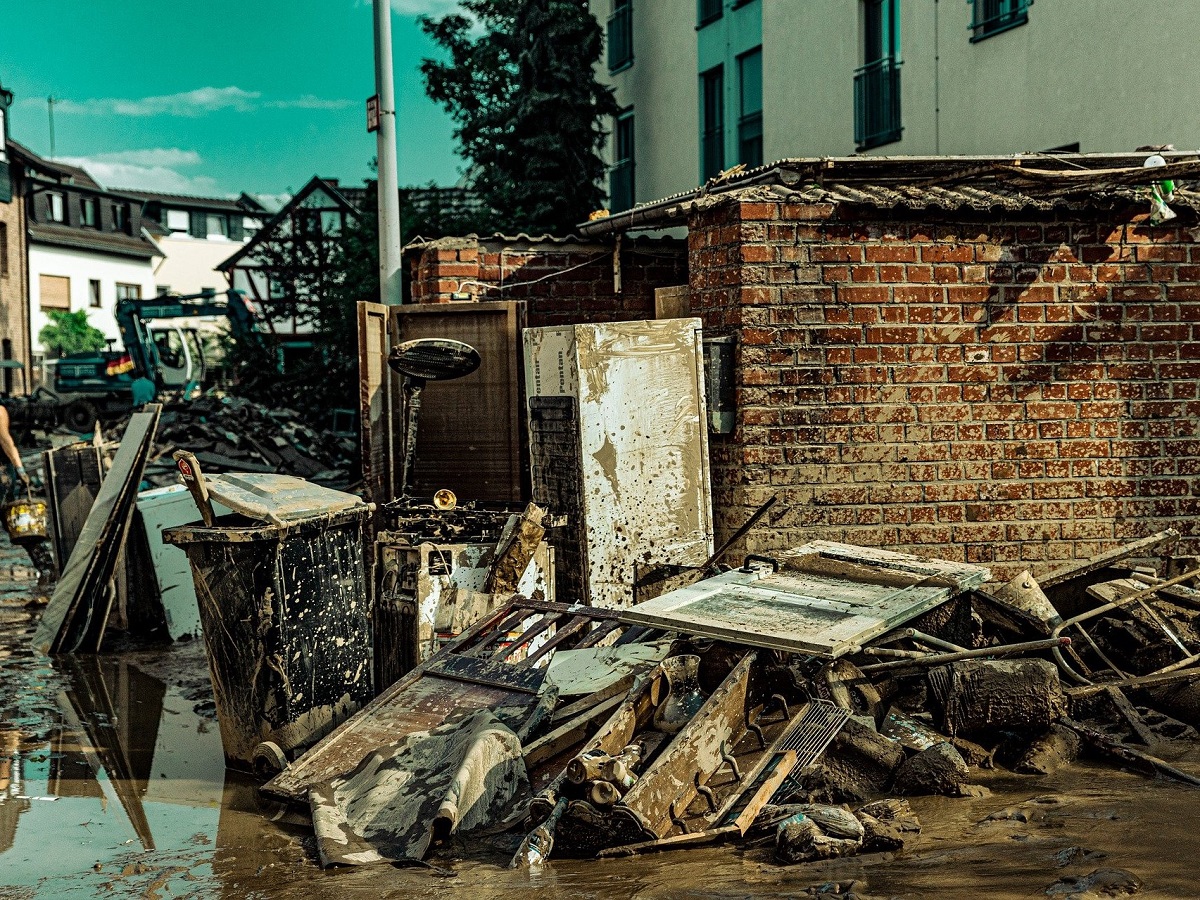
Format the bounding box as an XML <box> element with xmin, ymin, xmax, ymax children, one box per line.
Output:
<box><xmin>38</xmin><ymin>310</ymin><xmax>107</xmax><ymax>358</ymax></box>
<box><xmin>421</xmin><ymin>0</ymin><xmax>618</xmax><ymax>235</ymax></box>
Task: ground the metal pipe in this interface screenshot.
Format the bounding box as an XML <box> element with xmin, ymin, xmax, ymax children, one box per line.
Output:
<box><xmin>373</xmin><ymin>0</ymin><xmax>403</xmax><ymax>305</ymax></box>
<box><xmin>858</xmin><ymin>637</ymin><xmax>1071</xmax><ymax>674</ymax></box>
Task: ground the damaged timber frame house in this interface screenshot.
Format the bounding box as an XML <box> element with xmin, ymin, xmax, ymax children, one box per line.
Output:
<box><xmin>404</xmin><ymin>152</ymin><xmax>1200</xmax><ymax>577</ymax></box>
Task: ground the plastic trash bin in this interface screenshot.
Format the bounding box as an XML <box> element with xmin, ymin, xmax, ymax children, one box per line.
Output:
<box><xmin>164</xmin><ymin>498</ymin><xmax>373</xmax><ymax>772</ymax></box>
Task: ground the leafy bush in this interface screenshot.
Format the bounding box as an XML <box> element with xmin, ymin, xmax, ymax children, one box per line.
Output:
<box><xmin>39</xmin><ymin>310</ymin><xmax>107</xmax><ymax>358</ymax></box>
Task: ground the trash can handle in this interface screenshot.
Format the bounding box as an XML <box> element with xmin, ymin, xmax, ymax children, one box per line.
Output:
<box><xmin>740</xmin><ymin>554</ymin><xmax>780</xmax><ymax>574</ymax></box>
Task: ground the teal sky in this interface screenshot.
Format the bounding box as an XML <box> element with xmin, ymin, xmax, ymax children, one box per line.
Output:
<box><xmin>0</xmin><ymin>0</ymin><xmax>465</xmax><ymax>202</ymax></box>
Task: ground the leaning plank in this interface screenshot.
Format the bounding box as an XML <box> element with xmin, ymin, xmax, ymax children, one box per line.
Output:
<box><xmin>33</xmin><ymin>406</ymin><xmax>161</xmax><ymax>655</ymax></box>
<box><xmin>523</xmin><ymin>695</ymin><xmax>624</xmax><ymax>770</ymax></box>
<box><xmin>1039</xmin><ymin>530</ymin><xmax>1180</xmax><ymax>589</ymax></box>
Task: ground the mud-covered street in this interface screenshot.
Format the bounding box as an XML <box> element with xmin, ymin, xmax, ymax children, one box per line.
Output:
<box><xmin>2</xmin><ymin>527</ymin><xmax>1200</xmax><ymax>899</ymax></box>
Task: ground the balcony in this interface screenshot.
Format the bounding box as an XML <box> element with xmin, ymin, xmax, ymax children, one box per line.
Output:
<box><xmin>971</xmin><ymin>0</ymin><xmax>1031</xmax><ymax>42</ymax></box>
<box><xmin>607</xmin><ymin>4</ymin><xmax>634</xmax><ymax>73</ymax></box>
<box><xmin>610</xmin><ymin>158</ymin><xmax>635</xmax><ymax>212</ymax></box>
<box><xmin>853</xmin><ymin>56</ymin><xmax>902</xmax><ymax>151</ymax></box>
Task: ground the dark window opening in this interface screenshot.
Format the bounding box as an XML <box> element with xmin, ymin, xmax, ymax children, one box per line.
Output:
<box><xmin>88</xmin><ymin>279</ymin><xmax>101</xmax><ymax>308</ymax></box>
<box><xmin>855</xmin><ymin>0</ymin><xmax>902</xmax><ymax>150</ymax></box>
<box><xmin>610</xmin><ymin>109</ymin><xmax>636</xmax><ymax>212</ymax></box>
<box><xmin>738</xmin><ymin>47</ymin><xmax>763</xmax><ymax>168</ymax></box>
<box><xmin>971</xmin><ymin>0</ymin><xmax>1031</xmax><ymax>42</ymax></box>
<box><xmin>80</xmin><ymin>196</ymin><xmax>98</xmax><ymax>228</ymax></box>
<box><xmin>607</xmin><ymin>0</ymin><xmax>634</xmax><ymax>72</ymax></box>
<box><xmin>112</xmin><ymin>202</ymin><xmax>130</xmax><ymax>233</ymax></box>
<box><xmin>47</xmin><ymin>192</ymin><xmax>64</xmax><ymax>223</ymax></box>
<box><xmin>698</xmin><ymin>0</ymin><xmax>723</xmax><ymax>27</ymax></box>
<box><xmin>701</xmin><ymin>65</ymin><xmax>725</xmax><ymax>181</ymax></box>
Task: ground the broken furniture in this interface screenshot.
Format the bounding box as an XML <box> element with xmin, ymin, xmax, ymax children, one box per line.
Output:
<box><xmin>163</xmin><ymin>474</ymin><xmax>374</xmax><ymax>771</ymax></box>
<box><xmin>524</xmin><ymin>318</ymin><xmax>714</xmax><ymax>607</ymax></box>
<box><xmin>34</xmin><ymin>405</ymin><xmax>162</xmax><ymax>655</ymax></box>
<box><xmin>619</xmin><ymin>541</ymin><xmax>990</xmax><ymax>657</ymax></box>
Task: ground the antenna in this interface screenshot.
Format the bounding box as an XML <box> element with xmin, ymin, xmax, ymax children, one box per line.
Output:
<box><xmin>47</xmin><ymin>95</ymin><xmax>56</xmax><ymax>158</ymax></box>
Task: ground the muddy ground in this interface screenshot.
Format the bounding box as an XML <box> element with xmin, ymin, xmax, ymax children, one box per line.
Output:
<box><xmin>2</xmin><ymin>540</ymin><xmax>1200</xmax><ymax>899</ymax></box>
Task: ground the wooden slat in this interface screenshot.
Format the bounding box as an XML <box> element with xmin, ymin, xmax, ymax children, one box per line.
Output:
<box><xmin>356</xmin><ymin>301</ymin><xmax>392</xmax><ymax>513</ymax></box>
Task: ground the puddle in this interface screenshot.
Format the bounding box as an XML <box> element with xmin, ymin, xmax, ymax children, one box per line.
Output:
<box><xmin>5</xmin><ymin>534</ymin><xmax>1200</xmax><ymax>898</ymax></box>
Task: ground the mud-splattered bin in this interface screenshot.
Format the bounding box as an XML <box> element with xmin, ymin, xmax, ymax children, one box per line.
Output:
<box><xmin>164</xmin><ymin>504</ymin><xmax>373</xmax><ymax>773</ymax></box>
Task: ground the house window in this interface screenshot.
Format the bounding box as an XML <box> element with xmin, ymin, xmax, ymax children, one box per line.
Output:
<box><xmin>607</xmin><ymin>0</ymin><xmax>634</xmax><ymax>73</ymax></box>
<box><xmin>206</xmin><ymin>213</ymin><xmax>229</xmax><ymax>238</ymax></box>
<box><xmin>165</xmin><ymin>209</ymin><xmax>190</xmax><ymax>233</ymax></box>
<box><xmin>242</xmin><ymin>217</ymin><xmax>260</xmax><ymax>238</ymax></box>
<box><xmin>971</xmin><ymin>0</ymin><xmax>1031</xmax><ymax>41</ymax></box>
<box><xmin>854</xmin><ymin>0</ymin><xmax>902</xmax><ymax>151</ymax></box>
<box><xmin>47</xmin><ymin>192</ymin><xmax>65</xmax><ymax>223</ymax></box>
<box><xmin>112</xmin><ymin>202</ymin><xmax>129</xmax><ymax>232</ymax></box>
<box><xmin>738</xmin><ymin>47</ymin><xmax>763</xmax><ymax>168</ymax></box>
<box><xmin>698</xmin><ymin>0</ymin><xmax>722</xmax><ymax>27</ymax></box>
<box><xmin>0</xmin><ymin>222</ymin><xmax>7</xmax><ymax>277</ymax></box>
<box><xmin>115</xmin><ymin>282</ymin><xmax>142</xmax><ymax>302</ymax></box>
<box><xmin>39</xmin><ymin>274</ymin><xmax>70</xmax><ymax>310</ymax></box>
<box><xmin>700</xmin><ymin>65</ymin><xmax>725</xmax><ymax>181</ymax></box>
<box><xmin>320</xmin><ymin>210</ymin><xmax>343</xmax><ymax>235</ymax></box>
<box><xmin>80</xmin><ymin>196</ymin><xmax>98</xmax><ymax>228</ymax></box>
<box><xmin>610</xmin><ymin>109</ymin><xmax>635</xmax><ymax>212</ymax></box>
<box><xmin>156</xmin><ymin>285</ymin><xmax>171</xmax><ymax>296</ymax></box>
<box><xmin>88</xmin><ymin>279</ymin><xmax>101</xmax><ymax>308</ymax></box>
<box><xmin>297</xmin><ymin>210</ymin><xmax>322</xmax><ymax>238</ymax></box>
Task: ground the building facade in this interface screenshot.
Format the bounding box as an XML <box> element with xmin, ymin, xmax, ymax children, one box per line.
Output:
<box><xmin>592</xmin><ymin>0</ymin><xmax>1196</xmax><ymax>212</ymax></box>
<box><xmin>0</xmin><ymin>82</ymin><xmax>31</xmax><ymax>390</ymax></box>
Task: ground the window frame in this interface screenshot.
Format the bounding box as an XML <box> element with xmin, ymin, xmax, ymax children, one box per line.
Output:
<box><xmin>0</xmin><ymin>222</ymin><xmax>7</xmax><ymax>277</ymax></box>
<box><xmin>607</xmin><ymin>0</ymin><xmax>634</xmax><ymax>73</ymax></box>
<box><xmin>737</xmin><ymin>46</ymin><xmax>763</xmax><ymax>168</ymax></box>
<box><xmin>697</xmin><ymin>0</ymin><xmax>723</xmax><ymax>28</ymax></box>
<box><xmin>610</xmin><ymin>108</ymin><xmax>636</xmax><ymax>213</ymax></box>
<box><xmin>80</xmin><ymin>196</ymin><xmax>98</xmax><ymax>228</ymax></box>
<box><xmin>88</xmin><ymin>279</ymin><xmax>102</xmax><ymax>308</ymax></box>
<box><xmin>970</xmin><ymin>0</ymin><xmax>1032</xmax><ymax>42</ymax></box>
<box><xmin>47</xmin><ymin>191</ymin><xmax>65</xmax><ymax>223</ymax></box>
<box><xmin>700</xmin><ymin>64</ymin><xmax>726</xmax><ymax>182</ymax></box>
<box><xmin>39</xmin><ymin>274</ymin><xmax>71</xmax><ymax>311</ymax></box>
<box><xmin>115</xmin><ymin>282</ymin><xmax>142</xmax><ymax>302</ymax></box>
<box><xmin>165</xmin><ymin>209</ymin><xmax>191</xmax><ymax>233</ymax></box>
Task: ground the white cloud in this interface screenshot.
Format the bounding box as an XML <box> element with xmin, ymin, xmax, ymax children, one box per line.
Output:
<box><xmin>59</xmin><ymin>149</ymin><xmax>227</xmax><ymax>197</ymax></box>
<box><xmin>28</xmin><ymin>86</ymin><xmax>352</xmax><ymax>118</ymax></box>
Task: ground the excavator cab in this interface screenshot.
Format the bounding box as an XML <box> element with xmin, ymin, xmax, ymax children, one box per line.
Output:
<box><xmin>147</xmin><ymin>324</ymin><xmax>206</xmax><ymax>398</ymax></box>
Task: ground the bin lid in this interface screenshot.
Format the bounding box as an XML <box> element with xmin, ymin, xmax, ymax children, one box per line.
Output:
<box><xmin>204</xmin><ymin>473</ymin><xmax>366</xmax><ymax>526</ymax></box>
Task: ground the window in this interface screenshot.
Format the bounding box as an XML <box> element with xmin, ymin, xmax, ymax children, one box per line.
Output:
<box><xmin>166</xmin><ymin>209</ymin><xmax>190</xmax><ymax>233</ymax></box>
<box><xmin>700</xmin><ymin>65</ymin><xmax>725</xmax><ymax>181</ymax></box>
<box><xmin>297</xmin><ymin>210</ymin><xmax>322</xmax><ymax>238</ymax></box>
<box><xmin>156</xmin><ymin>284</ymin><xmax>171</xmax><ymax>296</ymax></box>
<box><xmin>80</xmin><ymin>196</ymin><xmax>98</xmax><ymax>228</ymax></box>
<box><xmin>607</xmin><ymin>0</ymin><xmax>634</xmax><ymax>73</ymax></box>
<box><xmin>242</xmin><ymin>217</ymin><xmax>261</xmax><ymax>239</ymax></box>
<box><xmin>610</xmin><ymin>109</ymin><xmax>635</xmax><ymax>212</ymax></box>
<box><xmin>47</xmin><ymin>192</ymin><xmax>65</xmax><ymax>223</ymax></box>
<box><xmin>320</xmin><ymin>210</ymin><xmax>343</xmax><ymax>235</ymax></box>
<box><xmin>88</xmin><ymin>279</ymin><xmax>101</xmax><ymax>308</ymax></box>
<box><xmin>0</xmin><ymin>223</ymin><xmax>7</xmax><ymax>277</ymax></box>
<box><xmin>39</xmin><ymin>274</ymin><xmax>70</xmax><ymax>310</ymax></box>
<box><xmin>112</xmin><ymin>202</ymin><xmax>129</xmax><ymax>232</ymax></box>
<box><xmin>206</xmin><ymin>213</ymin><xmax>229</xmax><ymax>238</ymax></box>
<box><xmin>971</xmin><ymin>0</ymin><xmax>1031</xmax><ymax>41</ymax></box>
<box><xmin>854</xmin><ymin>0</ymin><xmax>902</xmax><ymax>150</ymax></box>
<box><xmin>698</xmin><ymin>0</ymin><xmax>722</xmax><ymax>27</ymax></box>
<box><xmin>738</xmin><ymin>47</ymin><xmax>763</xmax><ymax>168</ymax></box>
<box><xmin>115</xmin><ymin>282</ymin><xmax>142</xmax><ymax>302</ymax></box>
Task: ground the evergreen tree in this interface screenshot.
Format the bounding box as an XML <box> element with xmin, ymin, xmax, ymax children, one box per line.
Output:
<box><xmin>421</xmin><ymin>0</ymin><xmax>618</xmax><ymax>235</ymax></box>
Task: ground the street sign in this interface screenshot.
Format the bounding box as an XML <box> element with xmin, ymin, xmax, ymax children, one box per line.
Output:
<box><xmin>366</xmin><ymin>95</ymin><xmax>380</xmax><ymax>133</ymax></box>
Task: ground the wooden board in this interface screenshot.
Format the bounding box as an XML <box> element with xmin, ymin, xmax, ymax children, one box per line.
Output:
<box><xmin>203</xmin><ymin>473</ymin><xmax>366</xmax><ymax>525</ymax></box>
<box><xmin>357</xmin><ymin>301</ymin><xmax>392</xmax><ymax>513</ymax></box>
<box><xmin>390</xmin><ymin>301</ymin><xmax>526</xmax><ymax>503</ymax></box>
<box><xmin>654</xmin><ymin>286</ymin><xmax>690</xmax><ymax>319</ymax></box>
<box><xmin>619</xmin><ymin>542</ymin><xmax>990</xmax><ymax>658</ymax></box>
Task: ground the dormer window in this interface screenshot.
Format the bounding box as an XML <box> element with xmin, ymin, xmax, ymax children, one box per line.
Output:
<box><xmin>47</xmin><ymin>192</ymin><xmax>64</xmax><ymax>222</ymax></box>
<box><xmin>166</xmin><ymin>209</ymin><xmax>190</xmax><ymax>233</ymax></box>
<box><xmin>112</xmin><ymin>202</ymin><xmax>129</xmax><ymax>232</ymax></box>
<box><xmin>80</xmin><ymin>196</ymin><xmax>98</xmax><ymax>228</ymax></box>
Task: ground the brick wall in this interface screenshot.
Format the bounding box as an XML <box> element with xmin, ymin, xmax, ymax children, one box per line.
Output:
<box><xmin>406</xmin><ymin>235</ymin><xmax>688</xmax><ymax>328</ymax></box>
<box><xmin>692</xmin><ymin>196</ymin><xmax>1200</xmax><ymax>579</ymax></box>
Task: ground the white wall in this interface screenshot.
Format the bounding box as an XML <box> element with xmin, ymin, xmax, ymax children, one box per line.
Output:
<box><xmin>150</xmin><ymin>232</ymin><xmax>245</xmax><ymax>297</ymax></box>
<box><xmin>28</xmin><ymin>244</ymin><xmax>158</xmax><ymax>354</ymax></box>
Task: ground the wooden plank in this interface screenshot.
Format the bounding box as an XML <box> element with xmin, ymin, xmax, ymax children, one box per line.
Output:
<box><xmin>357</xmin><ymin>301</ymin><xmax>392</xmax><ymax>513</ymax></box>
<box><xmin>654</xmin><ymin>285</ymin><xmax>690</xmax><ymax>320</ymax></box>
<box><xmin>550</xmin><ymin>672</ymin><xmax>638</xmax><ymax>723</ymax></box>
<box><xmin>391</xmin><ymin>300</ymin><xmax>526</xmax><ymax>502</ymax></box>
<box><xmin>1040</xmin><ymin>530</ymin><xmax>1179</xmax><ymax>589</ymax></box>
<box><xmin>523</xmin><ymin>695</ymin><xmax>624</xmax><ymax>769</ymax></box>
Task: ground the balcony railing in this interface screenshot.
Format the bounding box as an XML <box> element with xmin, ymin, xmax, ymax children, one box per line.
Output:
<box><xmin>607</xmin><ymin>4</ymin><xmax>634</xmax><ymax>73</ymax></box>
<box><xmin>971</xmin><ymin>0</ymin><xmax>1031</xmax><ymax>41</ymax></box>
<box><xmin>610</xmin><ymin>158</ymin><xmax>635</xmax><ymax>212</ymax></box>
<box><xmin>698</xmin><ymin>0</ymin><xmax>722</xmax><ymax>27</ymax></box>
<box><xmin>853</xmin><ymin>56</ymin><xmax>902</xmax><ymax>151</ymax></box>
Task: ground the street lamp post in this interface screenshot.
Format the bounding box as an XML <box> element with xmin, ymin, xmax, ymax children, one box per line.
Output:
<box><xmin>373</xmin><ymin>0</ymin><xmax>404</xmax><ymax>306</ymax></box>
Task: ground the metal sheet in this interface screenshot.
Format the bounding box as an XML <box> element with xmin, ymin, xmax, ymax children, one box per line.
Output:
<box><xmin>524</xmin><ymin>318</ymin><xmax>714</xmax><ymax>608</ymax></box>
<box><xmin>203</xmin><ymin>473</ymin><xmax>367</xmax><ymax>525</ymax></box>
<box><xmin>619</xmin><ymin>542</ymin><xmax>990</xmax><ymax>658</ymax></box>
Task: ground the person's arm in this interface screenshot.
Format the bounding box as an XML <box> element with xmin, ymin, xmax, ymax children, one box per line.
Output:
<box><xmin>0</xmin><ymin>406</ymin><xmax>28</xmax><ymax>484</ymax></box>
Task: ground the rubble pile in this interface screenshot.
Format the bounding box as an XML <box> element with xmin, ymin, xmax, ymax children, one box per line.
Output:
<box><xmin>381</xmin><ymin>495</ymin><xmax>529</xmax><ymax>543</ymax></box>
<box><xmin>108</xmin><ymin>395</ymin><xmax>355</xmax><ymax>487</ymax></box>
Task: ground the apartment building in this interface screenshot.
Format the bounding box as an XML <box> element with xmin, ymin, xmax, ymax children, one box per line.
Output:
<box><xmin>593</xmin><ymin>0</ymin><xmax>1196</xmax><ymax>211</ymax></box>
<box><xmin>0</xmin><ymin>80</ymin><xmax>30</xmax><ymax>389</ymax></box>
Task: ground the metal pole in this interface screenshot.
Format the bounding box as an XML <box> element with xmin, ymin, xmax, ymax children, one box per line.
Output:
<box><xmin>373</xmin><ymin>0</ymin><xmax>403</xmax><ymax>306</ymax></box>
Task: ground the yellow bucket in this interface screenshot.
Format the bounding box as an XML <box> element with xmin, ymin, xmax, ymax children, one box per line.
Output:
<box><xmin>3</xmin><ymin>497</ymin><xmax>49</xmax><ymax>541</ymax></box>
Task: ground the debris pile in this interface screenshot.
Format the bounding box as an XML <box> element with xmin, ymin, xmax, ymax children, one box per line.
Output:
<box><xmin>248</xmin><ymin>529</ymin><xmax>1200</xmax><ymax>873</ymax></box>
<box><xmin>108</xmin><ymin>395</ymin><xmax>355</xmax><ymax>487</ymax></box>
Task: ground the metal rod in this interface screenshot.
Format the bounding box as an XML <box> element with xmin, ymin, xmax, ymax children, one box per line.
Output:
<box><xmin>858</xmin><ymin>637</ymin><xmax>1071</xmax><ymax>674</ymax></box>
<box><xmin>902</xmin><ymin>628</ymin><xmax>967</xmax><ymax>653</ymax></box>
<box><xmin>372</xmin><ymin>0</ymin><xmax>403</xmax><ymax>306</ymax></box>
<box><xmin>1066</xmin><ymin>666</ymin><xmax>1200</xmax><ymax>699</ymax></box>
